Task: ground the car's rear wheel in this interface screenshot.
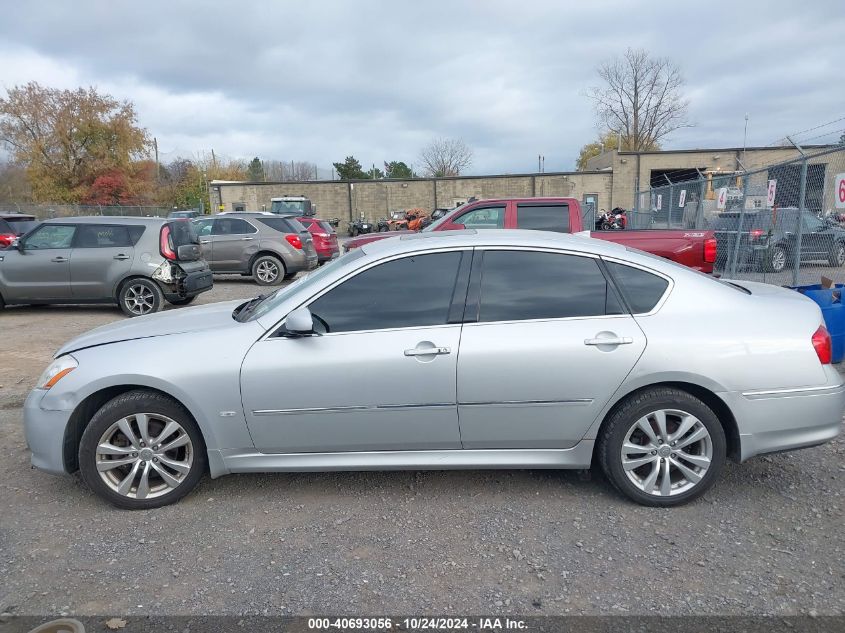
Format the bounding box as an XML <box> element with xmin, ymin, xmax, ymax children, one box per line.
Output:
<box><xmin>252</xmin><ymin>255</ymin><xmax>285</xmax><ymax>286</ymax></box>
<box><xmin>598</xmin><ymin>387</ymin><xmax>726</xmax><ymax>507</ymax></box>
<box><xmin>168</xmin><ymin>295</ymin><xmax>196</xmax><ymax>306</ymax></box>
<box><xmin>763</xmin><ymin>245</ymin><xmax>788</xmax><ymax>273</ymax></box>
<box><xmin>351</xmin><ymin>226</ymin><xmax>359</xmax><ymax>237</ymax></box>
<box><xmin>118</xmin><ymin>278</ymin><xmax>163</xmax><ymax>317</ymax></box>
<box><xmin>79</xmin><ymin>390</ymin><xmax>206</xmax><ymax>509</ymax></box>
<box><xmin>828</xmin><ymin>242</ymin><xmax>845</xmax><ymax>267</ymax></box>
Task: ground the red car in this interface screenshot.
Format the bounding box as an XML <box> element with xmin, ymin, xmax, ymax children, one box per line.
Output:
<box><xmin>344</xmin><ymin>197</ymin><xmax>717</xmax><ymax>273</ymax></box>
<box><xmin>0</xmin><ymin>213</ymin><xmax>39</xmax><ymax>248</ymax></box>
<box><xmin>298</xmin><ymin>217</ymin><xmax>340</xmax><ymax>263</ymax></box>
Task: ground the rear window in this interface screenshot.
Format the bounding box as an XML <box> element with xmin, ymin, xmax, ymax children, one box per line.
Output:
<box><xmin>258</xmin><ymin>217</ymin><xmax>305</xmax><ymax>233</ymax></box>
<box><xmin>606</xmin><ymin>262</ymin><xmax>669</xmax><ymax>313</ymax></box>
<box><xmin>516</xmin><ymin>204</ymin><xmax>570</xmax><ymax>233</ymax></box>
<box><xmin>165</xmin><ymin>220</ymin><xmax>198</xmax><ymax>247</ymax></box>
<box><xmin>0</xmin><ymin>219</ymin><xmax>12</xmax><ymax>234</ymax></box>
<box><xmin>9</xmin><ymin>220</ymin><xmax>40</xmax><ymax>235</ymax></box>
<box><xmin>318</xmin><ymin>221</ymin><xmax>334</xmax><ymax>233</ymax></box>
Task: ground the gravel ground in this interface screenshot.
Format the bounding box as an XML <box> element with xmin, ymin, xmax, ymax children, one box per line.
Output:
<box><xmin>0</xmin><ymin>269</ymin><xmax>844</xmax><ymax>618</ymax></box>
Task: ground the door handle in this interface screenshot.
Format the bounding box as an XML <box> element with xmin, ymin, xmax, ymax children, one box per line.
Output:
<box><xmin>113</xmin><ymin>254</ymin><xmax>130</xmax><ymax>260</ymax></box>
<box><xmin>584</xmin><ymin>336</ymin><xmax>633</xmax><ymax>346</ymax></box>
<box><xmin>404</xmin><ymin>346</ymin><xmax>451</xmax><ymax>356</ymax></box>
<box><xmin>199</xmin><ymin>240</ymin><xmax>210</xmax><ymax>244</ymax></box>
<box><xmin>241</xmin><ymin>237</ymin><xmax>254</xmax><ymax>241</ymax></box>
<box><xmin>51</xmin><ymin>256</ymin><xmax>67</xmax><ymax>263</ymax></box>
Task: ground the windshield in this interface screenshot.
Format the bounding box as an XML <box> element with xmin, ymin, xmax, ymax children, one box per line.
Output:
<box><xmin>422</xmin><ymin>203</ymin><xmax>466</xmax><ymax>232</ymax></box>
<box><xmin>270</xmin><ymin>199</ymin><xmax>310</xmax><ymax>214</ymax></box>
<box><xmin>243</xmin><ymin>248</ymin><xmax>365</xmax><ymax>321</ymax></box>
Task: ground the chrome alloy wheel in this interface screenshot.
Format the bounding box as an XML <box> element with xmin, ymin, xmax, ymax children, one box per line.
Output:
<box><xmin>95</xmin><ymin>413</ymin><xmax>194</xmax><ymax>500</ymax></box>
<box><xmin>771</xmin><ymin>248</ymin><xmax>786</xmax><ymax>272</ymax></box>
<box><xmin>620</xmin><ymin>409</ymin><xmax>713</xmax><ymax>497</ymax></box>
<box><xmin>124</xmin><ymin>283</ymin><xmax>156</xmax><ymax>315</ymax></box>
<box><xmin>255</xmin><ymin>260</ymin><xmax>280</xmax><ymax>283</ymax></box>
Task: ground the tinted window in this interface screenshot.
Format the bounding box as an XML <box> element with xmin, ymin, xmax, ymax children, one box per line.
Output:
<box><xmin>193</xmin><ymin>219</ymin><xmax>213</xmax><ymax>236</ymax></box>
<box><xmin>0</xmin><ymin>219</ymin><xmax>11</xmax><ymax>234</ymax></box>
<box><xmin>257</xmin><ymin>217</ymin><xmax>300</xmax><ymax>234</ymax></box>
<box><xmin>213</xmin><ymin>218</ymin><xmax>256</xmax><ymax>235</ymax></box>
<box><xmin>308</xmin><ymin>252</ymin><xmax>462</xmax><ymax>333</ymax></box>
<box><xmin>23</xmin><ymin>224</ymin><xmax>76</xmax><ymax>249</ymax></box>
<box><xmin>606</xmin><ymin>262</ymin><xmax>669</xmax><ymax>313</ymax></box>
<box><xmin>75</xmin><ymin>224</ymin><xmax>135</xmax><ymax>248</ymax></box>
<box><xmin>456</xmin><ymin>206</ymin><xmax>505</xmax><ymax>229</ymax></box>
<box><xmin>516</xmin><ymin>204</ymin><xmax>570</xmax><ymax>233</ymax></box>
<box><xmin>166</xmin><ymin>221</ymin><xmax>199</xmax><ymax>247</ymax></box>
<box><xmin>478</xmin><ymin>251</ymin><xmax>620</xmax><ymax>322</ymax></box>
<box><xmin>318</xmin><ymin>221</ymin><xmax>334</xmax><ymax>233</ymax></box>
<box><xmin>6</xmin><ymin>218</ymin><xmax>39</xmax><ymax>235</ymax></box>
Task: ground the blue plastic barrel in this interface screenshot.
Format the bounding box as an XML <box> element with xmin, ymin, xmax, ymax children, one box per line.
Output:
<box><xmin>792</xmin><ymin>284</ymin><xmax>845</xmax><ymax>363</ymax></box>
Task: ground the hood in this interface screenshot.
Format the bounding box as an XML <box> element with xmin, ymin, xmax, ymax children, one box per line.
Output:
<box><xmin>56</xmin><ymin>299</ymin><xmax>245</xmax><ymax>357</ymax></box>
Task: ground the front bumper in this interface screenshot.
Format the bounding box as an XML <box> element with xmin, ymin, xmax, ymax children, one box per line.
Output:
<box><xmin>23</xmin><ymin>389</ymin><xmax>73</xmax><ymax>475</ymax></box>
<box><xmin>724</xmin><ymin>376</ymin><xmax>845</xmax><ymax>461</ymax></box>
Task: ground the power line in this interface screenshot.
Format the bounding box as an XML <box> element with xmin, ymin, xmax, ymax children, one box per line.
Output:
<box><xmin>768</xmin><ymin>116</ymin><xmax>845</xmax><ymax>146</ymax></box>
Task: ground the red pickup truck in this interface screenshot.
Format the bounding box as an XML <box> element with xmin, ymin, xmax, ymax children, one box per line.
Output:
<box><xmin>344</xmin><ymin>197</ymin><xmax>717</xmax><ymax>273</ymax></box>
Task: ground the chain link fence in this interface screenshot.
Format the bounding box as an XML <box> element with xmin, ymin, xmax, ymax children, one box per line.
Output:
<box><xmin>0</xmin><ymin>203</ymin><xmax>174</xmax><ymax>219</ymax></box>
<box><xmin>629</xmin><ymin>145</ymin><xmax>845</xmax><ymax>287</ymax></box>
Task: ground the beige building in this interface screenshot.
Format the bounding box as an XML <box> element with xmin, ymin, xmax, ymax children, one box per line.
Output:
<box><xmin>209</xmin><ymin>144</ymin><xmax>841</xmax><ymax>230</ymax></box>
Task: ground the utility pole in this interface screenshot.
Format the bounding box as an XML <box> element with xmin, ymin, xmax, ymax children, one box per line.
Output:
<box><xmin>211</xmin><ymin>149</ymin><xmax>217</xmax><ymax>171</ymax></box>
<box><xmin>743</xmin><ymin>114</ymin><xmax>749</xmax><ymax>164</ymax></box>
<box><xmin>153</xmin><ymin>137</ymin><xmax>159</xmax><ymax>183</ymax></box>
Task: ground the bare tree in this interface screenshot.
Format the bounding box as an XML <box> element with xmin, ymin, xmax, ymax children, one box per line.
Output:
<box><xmin>588</xmin><ymin>48</ymin><xmax>690</xmax><ymax>151</ymax></box>
<box><xmin>263</xmin><ymin>159</ymin><xmax>318</xmax><ymax>181</ymax></box>
<box><xmin>418</xmin><ymin>137</ymin><xmax>473</xmax><ymax>177</ymax></box>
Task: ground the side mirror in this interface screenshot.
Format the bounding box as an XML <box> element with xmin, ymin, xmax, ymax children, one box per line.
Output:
<box><xmin>285</xmin><ymin>306</ymin><xmax>316</xmax><ymax>335</ymax></box>
<box><xmin>14</xmin><ymin>238</ymin><xmax>23</xmax><ymax>251</ymax></box>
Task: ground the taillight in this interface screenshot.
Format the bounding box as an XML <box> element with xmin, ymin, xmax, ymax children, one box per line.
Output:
<box><xmin>749</xmin><ymin>229</ymin><xmax>765</xmax><ymax>240</ymax></box>
<box><xmin>160</xmin><ymin>224</ymin><xmax>176</xmax><ymax>260</ymax></box>
<box><xmin>285</xmin><ymin>234</ymin><xmax>303</xmax><ymax>249</ymax></box>
<box><xmin>704</xmin><ymin>237</ymin><xmax>717</xmax><ymax>263</ymax></box>
<box><xmin>812</xmin><ymin>325</ymin><xmax>832</xmax><ymax>364</ymax></box>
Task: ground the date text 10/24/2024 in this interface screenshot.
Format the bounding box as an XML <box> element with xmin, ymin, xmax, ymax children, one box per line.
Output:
<box><xmin>307</xmin><ymin>617</ymin><xmax>528</xmax><ymax>631</ymax></box>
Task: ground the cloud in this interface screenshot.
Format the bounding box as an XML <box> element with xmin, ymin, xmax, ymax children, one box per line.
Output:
<box><xmin>0</xmin><ymin>0</ymin><xmax>843</xmax><ymax>173</ymax></box>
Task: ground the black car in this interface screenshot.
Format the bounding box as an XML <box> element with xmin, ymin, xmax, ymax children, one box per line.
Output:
<box><xmin>713</xmin><ymin>207</ymin><xmax>845</xmax><ymax>273</ymax></box>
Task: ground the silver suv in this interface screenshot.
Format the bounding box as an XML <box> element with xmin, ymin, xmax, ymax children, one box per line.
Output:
<box><xmin>0</xmin><ymin>217</ymin><xmax>212</xmax><ymax>317</ymax></box>
<box><xmin>193</xmin><ymin>212</ymin><xmax>318</xmax><ymax>285</ymax></box>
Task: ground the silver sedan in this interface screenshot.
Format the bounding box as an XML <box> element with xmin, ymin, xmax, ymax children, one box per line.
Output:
<box><xmin>24</xmin><ymin>230</ymin><xmax>845</xmax><ymax>509</ymax></box>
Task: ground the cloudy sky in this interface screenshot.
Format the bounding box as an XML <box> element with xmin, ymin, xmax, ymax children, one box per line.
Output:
<box><xmin>1</xmin><ymin>0</ymin><xmax>843</xmax><ymax>175</ymax></box>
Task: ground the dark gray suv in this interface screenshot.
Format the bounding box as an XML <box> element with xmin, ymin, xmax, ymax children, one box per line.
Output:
<box><xmin>193</xmin><ymin>212</ymin><xmax>318</xmax><ymax>285</ymax></box>
<box><xmin>0</xmin><ymin>217</ymin><xmax>212</xmax><ymax>317</ymax></box>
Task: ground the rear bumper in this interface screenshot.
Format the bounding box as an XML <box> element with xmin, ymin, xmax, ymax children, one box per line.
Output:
<box><xmin>285</xmin><ymin>250</ymin><xmax>319</xmax><ymax>273</ymax></box>
<box><xmin>724</xmin><ymin>379</ymin><xmax>845</xmax><ymax>461</ymax></box>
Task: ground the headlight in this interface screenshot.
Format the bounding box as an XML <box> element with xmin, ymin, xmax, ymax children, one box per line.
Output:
<box><xmin>36</xmin><ymin>355</ymin><xmax>78</xmax><ymax>390</ymax></box>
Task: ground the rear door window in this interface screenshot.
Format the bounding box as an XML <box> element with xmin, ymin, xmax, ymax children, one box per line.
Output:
<box><xmin>476</xmin><ymin>250</ymin><xmax>622</xmax><ymax>322</ymax></box>
<box><xmin>75</xmin><ymin>224</ymin><xmax>135</xmax><ymax>248</ymax></box>
<box><xmin>516</xmin><ymin>204</ymin><xmax>570</xmax><ymax>233</ymax></box>
<box><xmin>213</xmin><ymin>218</ymin><xmax>256</xmax><ymax>235</ymax></box>
<box><xmin>605</xmin><ymin>261</ymin><xmax>669</xmax><ymax>313</ymax></box>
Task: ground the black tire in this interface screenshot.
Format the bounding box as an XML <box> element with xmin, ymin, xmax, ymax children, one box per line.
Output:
<box><xmin>601</xmin><ymin>222</ymin><xmax>612</xmax><ymax>231</ymax></box>
<box><xmin>168</xmin><ymin>295</ymin><xmax>196</xmax><ymax>306</ymax></box>
<box><xmin>351</xmin><ymin>226</ymin><xmax>359</xmax><ymax>237</ymax></box>
<box><xmin>0</xmin><ymin>292</ymin><xmax>4</xmax><ymax>310</ymax></box>
<box><xmin>251</xmin><ymin>255</ymin><xmax>285</xmax><ymax>286</ymax></box>
<box><xmin>763</xmin><ymin>245</ymin><xmax>788</xmax><ymax>273</ymax></box>
<box><xmin>118</xmin><ymin>278</ymin><xmax>163</xmax><ymax>317</ymax></box>
<box><xmin>597</xmin><ymin>387</ymin><xmax>726</xmax><ymax>507</ymax></box>
<box><xmin>828</xmin><ymin>242</ymin><xmax>845</xmax><ymax>267</ymax></box>
<box><xmin>379</xmin><ymin>225</ymin><xmax>389</xmax><ymax>232</ymax></box>
<box><xmin>78</xmin><ymin>389</ymin><xmax>207</xmax><ymax>510</ymax></box>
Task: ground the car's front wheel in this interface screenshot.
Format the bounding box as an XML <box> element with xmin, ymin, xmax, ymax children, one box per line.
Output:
<box><xmin>763</xmin><ymin>245</ymin><xmax>788</xmax><ymax>273</ymax></box>
<box><xmin>598</xmin><ymin>387</ymin><xmax>726</xmax><ymax>507</ymax></box>
<box><xmin>78</xmin><ymin>390</ymin><xmax>206</xmax><ymax>509</ymax></box>
<box><xmin>118</xmin><ymin>278</ymin><xmax>163</xmax><ymax>317</ymax></box>
<box><xmin>252</xmin><ymin>255</ymin><xmax>285</xmax><ymax>286</ymax></box>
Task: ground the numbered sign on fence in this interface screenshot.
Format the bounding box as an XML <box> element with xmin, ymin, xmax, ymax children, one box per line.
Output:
<box><xmin>767</xmin><ymin>180</ymin><xmax>777</xmax><ymax>208</ymax></box>
<box><xmin>835</xmin><ymin>173</ymin><xmax>845</xmax><ymax>210</ymax></box>
<box><xmin>678</xmin><ymin>190</ymin><xmax>687</xmax><ymax>208</ymax></box>
<box><xmin>717</xmin><ymin>187</ymin><xmax>728</xmax><ymax>210</ymax></box>
<box><xmin>656</xmin><ymin>194</ymin><xmax>663</xmax><ymax>210</ymax></box>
